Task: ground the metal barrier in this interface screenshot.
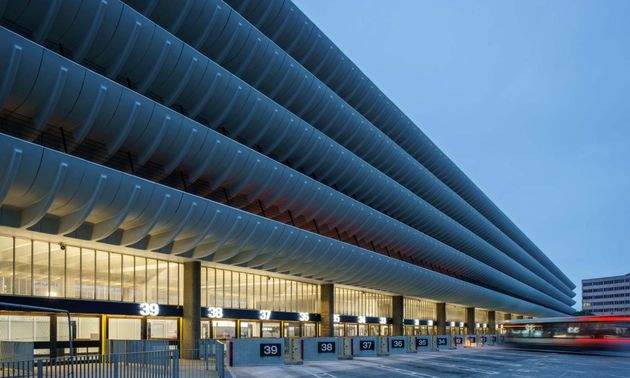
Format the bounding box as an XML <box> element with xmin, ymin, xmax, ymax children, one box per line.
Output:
<box><xmin>199</xmin><ymin>339</ymin><xmax>226</xmax><ymax>377</ymax></box>
<box><xmin>0</xmin><ymin>349</ymin><xmax>224</xmax><ymax>378</ymax></box>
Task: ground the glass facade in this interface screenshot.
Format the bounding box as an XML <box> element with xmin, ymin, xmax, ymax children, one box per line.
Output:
<box><xmin>0</xmin><ymin>315</ymin><xmax>50</xmax><ymax>342</ymax></box>
<box><xmin>0</xmin><ymin>234</ymin><xmax>182</xmax><ymax>305</ymax></box>
<box><xmin>201</xmin><ymin>266</ymin><xmax>319</xmax><ymax>313</ymax></box>
<box><xmin>335</xmin><ymin>287</ymin><xmax>392</xmax><ymax>317</ymax></box>
<box><xmin>475</xmin><ymin>309</ymin><xmax>489</xmax><ymax>323</ymax></box>
<box><xmin>446</xmin><ymin>304</ymin><xmax>466</xmax><ymax>322</ymax></box>
<box><xmin>403</xmin><ymin>298</ymin><xmax>437</xmax><ymax>320</ymax></box>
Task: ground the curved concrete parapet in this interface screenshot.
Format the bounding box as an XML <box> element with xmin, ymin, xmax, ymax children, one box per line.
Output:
<box><xmin>223</xmin><ymin>0</ymin><xmax>576</xmax><ymax>291</ymax></box>
<box><xmin>0</xmin><ymin>133</ymin><xmax>569</xmax><ymax>317</ymax></box>
<box><xmin>3</xmin><ymin>4</ymin><xmax>572</xmax><ymax>304</ymax></box>
<box><xmin>121</xmin><ymin>0</ymin><xmax>575</xmax><ymax>298</ymax></box>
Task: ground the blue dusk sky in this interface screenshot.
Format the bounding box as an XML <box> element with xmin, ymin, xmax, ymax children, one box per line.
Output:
<box><xmin>294</xmin><ymin>0</ymin><xmax>630</xmax><ymax>308</ymax></box>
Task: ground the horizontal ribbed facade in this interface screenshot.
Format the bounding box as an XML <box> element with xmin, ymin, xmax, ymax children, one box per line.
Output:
<box><xmin>0</xmin><ymin>0</ymin><xmax>574</xmax><ymax>320</ymax></box>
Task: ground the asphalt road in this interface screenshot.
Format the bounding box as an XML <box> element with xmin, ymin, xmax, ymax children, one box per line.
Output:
<box><xmin>227</xmin><ymin>347</ymin><xmax>630</xmax><ymax>377</ymax></box>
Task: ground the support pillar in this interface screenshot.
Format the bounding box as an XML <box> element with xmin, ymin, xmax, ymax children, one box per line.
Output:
<box><xmin>50</xmin><ymin>314</ymin><xmax>58</xmax><ymax>358</ymax></box>
<box><xmin>466</xmin><ymin>307</ymin><xmax>475</xmax><ymax>334</ymax></box>
<box><xmin>436</xmin><ymin>303</ymin><xmax>446</xmax><ymax>335</ymax></box>
<box><xmin>488</xmin><ymin>311</ymin><xmax>496</xmax><ymax>332</ymax></box>
<box><xmin>392</xmin><ymin>296</ymin><xmax>404</xmax><ymax>336</ymax></box>
<box><xmin>182</xmin><ymin>261</ymin><xmax>201</xmax><ymax>353</ymax></box>
<box><xmin>320</xmin><ymin>284</ymin><xmax>334</xmax><ymax>337</ymax></box>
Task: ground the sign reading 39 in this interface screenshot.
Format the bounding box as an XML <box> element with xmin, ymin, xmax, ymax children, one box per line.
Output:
<box><xmin>139</xmin><ymin>302</ymin><xmax>160</xmax><ymax>316</ymax></box>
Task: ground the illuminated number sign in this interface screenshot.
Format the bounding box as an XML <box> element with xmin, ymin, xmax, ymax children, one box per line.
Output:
<box><xmin>139</xmin><ymin>303</ymin><xmax>159</xmax><ymax>316</ymax></box>
<box><xmin>481</xmin><ymin>336</ymin><xmax>488</xmax><ymax>343</ymax></box>
<box><xmin>333</xmin><ymin>314</ymin><xmax>340</xmax><ymax>323</ymax></box>
<box><xmin>259</xmin><ymin>310</ymin><xmax>271</xmax><ymax>320</ymax></box>
<box><xmin>359</xmin><ymin>340</ymin><xmax>375</xmax><ymax>351</ymax></box>
<box><xmin>298</xmin><ymin>312</ymin><xmax>310</xmax><ymax>321</ymax></box>
<box><xmin>317</xmin><ymin>342</ymin><xmax>335</xmax><ymax>353</ymax></box>
<box><xmin>469</xmin><ymin>336</ymin><xmax>477</xmax><ymax>343</ymax></box>
<box><xmin>416</xmin><ymin>338</ymin><xmax>428</xmax><ymax>347</ymax></box>
<box><xmin>207</xmin><ymin>307</ymin><xmax>223</xmax><ymax>318</ymax></box>
<box><xmin>260</xmin><ymin>343</ymin><xmax>281</xmax><ymax>357</ymax></box>
<box><xmin>379</xmin><ymin>317</ymin><xmax>386</xmax><ymax>325</ymax></box>
<box><xmin>455</xmin><ymin>336</ymin><xmax>463</xmax><ymax>344</ymax></box>
<box><xmin>437</xmin><ymin>337</ymin><xmax>448</xmax><ymax>346</ymax></box>
<box><xmin>391</xmin><ymin>339</ymin><xmax>405</xmax><ymax>349</ymax></box>
<box><xmin>357</xmin><ymin>316</ymin><xmax>366</xmax><ymax>324</ymax></box>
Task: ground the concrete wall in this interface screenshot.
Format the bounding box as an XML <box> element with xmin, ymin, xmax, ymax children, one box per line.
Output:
<box><xmin>230</xmin><ymin>338</ymin><xmax>285</xmax><ymax>367</ymax></box>
<box><xmin>388</xmin><ymin>336</ymin><xmax>407</xmax><ymax>354</ymax></box>
<box><xmin>436</xmin><ymin>335</ymin><xmax>452</xmax><ymax>350</ymax></box>
<box><xmin>352</xmin><ymin>337</ymin><xmax>380</xmax><ymax>357</ymax></box>
<box><xmin>415</xmin><ymin>336</ymin><xmax>432</xmax><ymax>352</ymax></box>
<box><xmin>302</xmin><ymin>337</ymin><xmax>338</xmax><ymax>361</ymax></box>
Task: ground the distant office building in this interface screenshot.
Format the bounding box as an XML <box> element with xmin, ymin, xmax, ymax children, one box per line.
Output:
<box><xmin>582</xmin><ymin>274</ymin><xmax>630</xmax><ymax>315</ymax></box>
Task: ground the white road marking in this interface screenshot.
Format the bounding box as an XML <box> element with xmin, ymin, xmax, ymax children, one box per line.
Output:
<box><xmin>437</xmin><ymin>354</ymin><xmax>523</xmax><ymax>367</ymax></box>
<box><xmin>311</xmin><ymin>372</ymin><xmax>339</xmax><ymax>378</ymax></box>
<box><xmin>413</xmin><ymin>360</ymin><xmax>500</xmax><ymax>375</ymax></box>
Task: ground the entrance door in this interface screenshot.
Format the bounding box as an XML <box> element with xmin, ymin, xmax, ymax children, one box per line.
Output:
<box><xmin>284</xmin><ymin>322</ymin><xmax>301</xmax><ymax>337</ymax></box>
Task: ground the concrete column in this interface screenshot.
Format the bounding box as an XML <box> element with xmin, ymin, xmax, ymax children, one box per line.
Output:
<box><xmin>141</xmin><ymin>317</ymin><xmax>148</xmax><ymax>340</ymax></box>
<box><xmin>392</xmin><ymin>296</ymin><xmax>404</xmax><ymax>336</ymax></box>
<box><xmin>436</xmin><ymin>303</ymin><xmax>446</xmax><ymax>335</ymax></box>
<box><xmin>488</xmin><ymin>311</ymin><xmax>496</xmax><ymax>332</ymax></box>
<box><xmin>182</xmin><ymin>261</ymin><xmax>201</xmax><ymax>352</ymax></box>
<box><xmin>466</xmin><ymin>307</ymin><xmax>475</xmax><ymax>334</ymax></box>
<box><xmin>320</xmin><ymin>284</ymin><xmax>334</xmax><ymax>337</ymax></box>
<box><xmin>50</xmin><ymin>314</ymin><xmax>58</xmax><ymax>358</ymax></box>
